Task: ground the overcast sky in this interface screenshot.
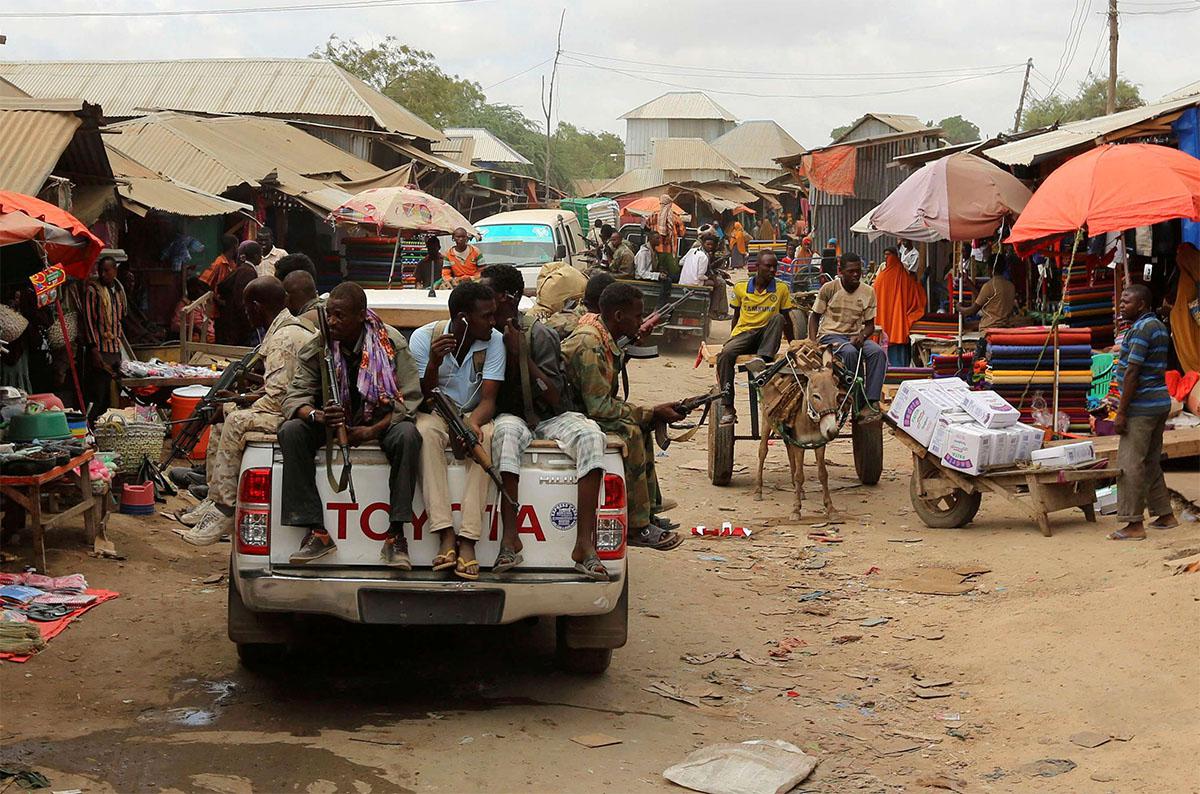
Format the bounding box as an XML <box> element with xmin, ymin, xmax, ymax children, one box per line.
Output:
<box><xmin>0</xmin><ymin>0</ymin><xmax>1195</xmax><ymax>147</ymax></box>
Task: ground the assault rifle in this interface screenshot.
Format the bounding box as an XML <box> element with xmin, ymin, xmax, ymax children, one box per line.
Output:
<box><xmin>317</xmin><ymin>305</ymin><xmax>356</xmax><ymax>503</ymax></box>
<box><xmin>427</xmin><ymin>388</ymin><xmax>519</xmax><ymax>509</ymax></box>
<box><xmin>158</xmin><ymin>346</ymin><xmax>261</xmax><ymax>468</ymax></box>
<box><xmin>654</xmin><ymin>388</ymin><xmax>724</xmax><ymax>450</ymax></box>
<box><xmin>617</xmin><ymin>288</ymin><xmax>697</xmax><ymax>359</ymax></box>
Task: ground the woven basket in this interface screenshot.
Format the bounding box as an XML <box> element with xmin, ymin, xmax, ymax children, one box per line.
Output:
<box><xmin>0</xmin><ymin>305</ymin><xmax>29</xmax><ymax>344</ymax></box>
<box><xmin>93</xmin><ymin>415</ymin><xmax>166</xmax><ymax>474</ymax></box>
<box><xmin>47</xmin><ymin>310</ymin><xmax>78</xmax><ymax>350</ymax></box>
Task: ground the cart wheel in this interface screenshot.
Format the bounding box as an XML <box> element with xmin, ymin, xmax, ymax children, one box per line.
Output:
<box><xmin>909</xmin><ymin>467</ymin><xmax>982</xmax><ymax>528</ymax></box>
<box><xmin>708</xmin><ymin>401</ymin><xmax>735</xmax><ymax>486</ymax></box>
<box><xmin>852</xmin><ymin>419</ymin><xmax>883</xmax><ymax>485</ymax></box>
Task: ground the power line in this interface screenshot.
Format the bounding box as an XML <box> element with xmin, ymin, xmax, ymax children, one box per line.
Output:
<box><xmin>559</xmin><ymin>54</ymin><xmax>1024</xmax><ymax>100</ymax></box>
<box><xmin>483</xmin><ymin>55</ymin><xmax>553</xmax><ymax>91</ymax></box>
<box><xmin>0</xmin><ymin>0</ymin><xmax>487</xmax><ymax>18</ymax></box>
<box><xmin>562</xmin><ymin>49</ymin><xmax>1025</xmax><ymax>80</ymax></box>
<box><xmin>1048</xmin><ymin>0</ymin><xmax>1093</xmax><ymax>96</ymax></box>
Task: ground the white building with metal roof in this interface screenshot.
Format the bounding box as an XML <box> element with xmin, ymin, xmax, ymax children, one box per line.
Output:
<box><xmin>619</xmin><ymin>91</ymin><xmax>737</xmax><ymax>171</ymax></box>
<box><xmin>712</xmin><ymin>120</ymin><xmax>805</xmax><ymax>183</ymax></box>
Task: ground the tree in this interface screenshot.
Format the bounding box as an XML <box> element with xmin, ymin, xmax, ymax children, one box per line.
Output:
<box><xmin>1020</xmin><ymin>76</ymin><xmax>1144</xmax><ymax>132</ymax></box>
<box><xmin>829</xmin><ymin>123</ymin><xmax>853</xmax><ymax>142</ymax></box>
<box><xmin>931</xmin><ymin>115</ymin><xmax>980</xmax><ymax>145</ymax></box>
<box><xmin>315</xmin><ymin>35</ymin><xmax>623</xmax><ymax>190</ymax></box>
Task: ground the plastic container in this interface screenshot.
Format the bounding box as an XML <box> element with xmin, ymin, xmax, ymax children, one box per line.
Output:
<box><xmin>6</xmin><ymin>410</ymin><xmax>72</xmax><ymax>441</ymax></box>
<box><xmin>26</xmin><ymin>393</ymin><xmax>65</xmax><ymax>412</ymax></box>
<box><xmin>169</xmin><ymin>385</ymin><xmax>212</xmax><ymax>460</ymax></box>
<box><xmin>66</xmin><ymin>411</ymin><xmax>88</xmax><ymax>438</ymax></box>
<box><xmin>119</xmin><ymin>482</ymin><xmax>156</xmax><ymax>515</ymax></box>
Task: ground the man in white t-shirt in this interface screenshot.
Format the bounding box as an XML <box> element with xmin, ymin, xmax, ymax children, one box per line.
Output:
<box><xmin>256</xmin><ymin>226</ymin><xmax>289</xmax><ymax>278</ymax></box>
<box><xmin>679</xmin><ymin>237</ymin><xmax>726</xmax><ymax>317</ymax></box>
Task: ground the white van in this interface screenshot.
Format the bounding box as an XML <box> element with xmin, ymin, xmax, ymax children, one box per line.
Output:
<box><xmin>473</xmin><ymin>209</ymin><xmax>589</xmax><ymax>290</ymax></box>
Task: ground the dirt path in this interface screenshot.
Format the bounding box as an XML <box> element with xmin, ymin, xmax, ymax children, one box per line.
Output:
<box><xmin>2</xmin><ymin>350</ymin><xmax>1197</xmax><ymax>793</ymax></box>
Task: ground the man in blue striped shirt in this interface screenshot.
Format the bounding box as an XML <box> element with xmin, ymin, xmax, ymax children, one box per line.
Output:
<box><xmin>1110</xmin><ymin>285</ymin><xmax>1177</xmax><ymax>541</ymax></box>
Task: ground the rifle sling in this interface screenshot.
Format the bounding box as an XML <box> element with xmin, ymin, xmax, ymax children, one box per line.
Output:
<box><xmin>317</xmin><ymin>339</ymin><xmax>352</xmax><ymax>494</ymax></box>
<box><xmin>517</xmin><ymin>317</ymin><xmax>537</xmax><ymax>428</ymax></box>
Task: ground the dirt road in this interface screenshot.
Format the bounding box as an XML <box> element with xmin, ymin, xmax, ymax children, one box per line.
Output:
<box><xmin>2</xmin><ymin>349</ymin><xmax>1198</xmax><ymax>793</ymax></box>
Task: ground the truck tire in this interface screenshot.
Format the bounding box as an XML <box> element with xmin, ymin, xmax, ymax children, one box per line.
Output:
<box><xmin>909</xmin><ymin>468</ymin><xmax>982</xmax><ymax>528</ymax></box>
<box><xmin>227</xmin><ymin>568</ymin><xmax>289</xmax><ymax>669</ymax></box>
<box><xmin>852</xmin><ymin>419</ymin><xmax>883</xmax><ymax>485</ymax></box>
<box><xmin>708</xmin><ymin>402</ymin><xmax>735</xmax><ymax>486</ymax></box>
<box><xmin>555</xmin><ymin>573</ymin><xmax>627</xmax><ymax>675</ymax></box>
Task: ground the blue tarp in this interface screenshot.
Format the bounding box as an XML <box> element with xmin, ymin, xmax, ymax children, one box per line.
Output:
<box><xmin>1172</xmin><ymin>106</ymin><xmax>1200</xmax><ymax>248</ymax></box>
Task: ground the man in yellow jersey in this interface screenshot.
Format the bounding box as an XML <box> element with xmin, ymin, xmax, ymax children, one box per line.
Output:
<box><xmin>716</xmin><ymin>250</ymin><xmax>795</xmax><ymax>425</ymax></box>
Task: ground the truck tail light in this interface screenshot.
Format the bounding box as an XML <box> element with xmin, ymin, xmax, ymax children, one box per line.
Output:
<box><xmin>235</xmin><ymin>467</ymin><xmax>271</xmax><ymax>556</ymax></box>
<box><xmin>596</xmin><ymin>472</ymin><xmax>626</xmax><ymax>560</ymax></box>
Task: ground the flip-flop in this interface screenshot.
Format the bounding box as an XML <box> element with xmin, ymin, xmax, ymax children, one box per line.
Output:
<box><xmin>1150</xmin><ymin>518</ymin><xmax>1179</xmax><ymax>530</ymax></box>
<box><xmin>432</xmin><ymin>548</ymin><xmax>458</xmax><ymax>571</ymax></box>
<box><xmin>455</xmin><ymin>556</ymin><xmax>480</xmax><ymax>581</ymax></box>
<box><xmin>574</xmin><ymin>555</ymin><xmax>611</xmax><ymax>582</ymax></box>
<box><xmin>492</xmin><ymin>547</ymin><xmax>523</xmax><ymax>573</ymax></box>
<box><xmin>1107</xmin><ymin>529</ymin><xmax>1146</xmax><ymax>541</ymax></box>
<box><xmin>719</xmin><ymin>412</ymin><xmax>737</xmax><ymax>426</ymax></box>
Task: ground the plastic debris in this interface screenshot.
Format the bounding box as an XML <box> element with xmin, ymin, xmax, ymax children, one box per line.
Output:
<box><xmin>662</xmin><ymin>739</ymin><xmax>818</xmax><ymax>794</ymax></box>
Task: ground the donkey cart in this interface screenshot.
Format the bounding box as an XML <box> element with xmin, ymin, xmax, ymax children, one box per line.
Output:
<box><xmin>885</xmin><ymin>417</ymin><xmax>1119</xmax><ymax>536</ymax></box>
<box><xmin>701</xmin><ymin>342</ymin><xmax>884</xmax><ymax>489</ymax></box>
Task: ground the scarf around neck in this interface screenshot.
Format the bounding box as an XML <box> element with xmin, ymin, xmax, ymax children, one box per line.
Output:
<box><xmin>331</xmin><ymin>309</ymin><xmax>399</xmax><ymax>422</ymax></box>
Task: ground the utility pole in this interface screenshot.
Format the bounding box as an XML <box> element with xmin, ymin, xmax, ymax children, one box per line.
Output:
<box><xmin>1012</xmin><ymin>58</ymin><xmax>1034</xmax><ymax>133</ymax></box>
<box><xmin>1106</xmin><ymin>0</ymin><xmax>1119</xmax><ymax>114</ymax></box>
<box><xmin>540</xmin><ymin>9</ymin><xmax>565</xmax><ymax>205</ymax></box>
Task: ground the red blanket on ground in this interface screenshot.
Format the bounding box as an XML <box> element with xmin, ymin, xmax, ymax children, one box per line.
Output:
<box><xmin>0</xmin><ymin>589</ymin><xmax>119</xmax><ymax>663</ymax></box>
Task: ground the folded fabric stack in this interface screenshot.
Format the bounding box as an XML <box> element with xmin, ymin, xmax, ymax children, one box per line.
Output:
<box><xmin>343</xmin><ymin>237</ymin><xmax>428</xmax><ymax>289</ymax></box>
<box><xmin>885</xmin><ymin>366</ymin><xmax>934</xmax><ymax>386</ymax></box>
<box><xmin>1060</xmin><ymin>268</ymin><xmax>1115</xmax><ymax>347</ymax></box>
<box><xmin>910</xmin><ymin>313</ymin><xmax>960</xmax><ymax>338</ymax></box>
<box><xmin>315</xmin><ymin>253</ymin><xmax>344</xmax><ymax>295</ymax></box>
<box><xmin>931</xmin><ymin>351</ymin><xmax>974</xmax><ymax>382</ymax></box>
<box><xmin>984</xmin><ymin>327</ymin><xmax>1094</xmax><ymax>432</ymax></box>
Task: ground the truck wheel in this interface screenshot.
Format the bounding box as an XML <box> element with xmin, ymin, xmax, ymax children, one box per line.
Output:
<box><xmin>708</xmin><ymin>402</ymin><xmax>735</xmax><ymax>486</ymax></box>
<box><xmin>909</xmin><ymin>468</ymin><xmax>982</xmax><ymax>528</ymax></box>
<box><xmin>852</xmin><ymin>419</ymin><xmax>883</xmax><ymax>485</ymax></box>
<box><xmin>228</xmin><ymin>568</ymin><xmax>290</xmax><ymax>669</ymax></box>
<box><xmin>236</xmin><ymin>642</ymin><xmax>286</xmax><ymax>669</ymax></box>
<box><xmin>554</xmin><ymin>644</ymin><xmax>613</xmax><ymax>675</ymax></box>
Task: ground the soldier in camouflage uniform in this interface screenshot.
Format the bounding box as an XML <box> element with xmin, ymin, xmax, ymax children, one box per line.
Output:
<box><xmin>561</xmin><ymin>282</ymin><xmax>685</xmax><ymax>550</ymax></box>
<box><xmin>545</xmin><ymin>271</ymin><xmax>615</xmax><ymax>340</ymax></box>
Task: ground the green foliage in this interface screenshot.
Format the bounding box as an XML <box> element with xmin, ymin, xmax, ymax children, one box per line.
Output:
<box><xmin>931</xmin><ymin>115</ymin><xmax>981</xmax><ymax>145</ymax></box>
<box><xmin>314</xmin><ymin>35</ymin><xmax>622</xmax><ymax>189</ymax></box>
<box><xmin>829</xmin><ymin>123</ymin><xmax>853</xmax><ymax>142</ymax></box>
<box><xmin>1021</xmin><ymin>76</ymin><xmax>1144</xmax><ymax>132</ymax></box>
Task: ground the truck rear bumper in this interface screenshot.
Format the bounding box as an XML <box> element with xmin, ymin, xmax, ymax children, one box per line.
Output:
<box><xmin>236</xmin><ymin>568</ymin><xmax>626</xmax><ymax>625</ymax></box>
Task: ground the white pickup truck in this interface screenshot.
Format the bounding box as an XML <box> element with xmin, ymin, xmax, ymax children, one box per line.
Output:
<box><xmin>227</xmin><ymin>433</ymin><xmax>630</xmax><ymax>674</ymax></box>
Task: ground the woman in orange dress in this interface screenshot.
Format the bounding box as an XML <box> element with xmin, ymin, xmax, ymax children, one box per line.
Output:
<box><xmin>874</xmin><ymin>247</ymin><xmax>926</xmax><ymax>366</ymax></box>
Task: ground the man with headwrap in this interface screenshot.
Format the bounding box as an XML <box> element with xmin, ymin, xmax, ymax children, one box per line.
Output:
<box><xmin>652</xmin><ymin>194</ymin><xmax>685</xmax><ymax>282</ymax></box>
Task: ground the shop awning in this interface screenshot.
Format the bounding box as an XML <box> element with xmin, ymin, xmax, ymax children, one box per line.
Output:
<box><xmin>106</xmin><ymin>145</ymin><xmax>251</xmax><ymax>218</ymax></box>
<box><xmin>383</xmin><ymin>139</ymin><xmax>475</xmax><ymax>176</ymax></box>
<box><xmin>0</xmin><ymin>99</ymin><xmax>86</xmax><ymax>195</ymax></box>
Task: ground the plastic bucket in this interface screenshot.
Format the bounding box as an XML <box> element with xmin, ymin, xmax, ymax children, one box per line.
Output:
<box><xmin>120</xmin><ymin>482</ymin><xmax>156</xmax><ymax>515</ymax></box>
<box><xmin>169</xmin><ymin>385</ymin><xmax>212</xmax><ymax>460</ymax></box>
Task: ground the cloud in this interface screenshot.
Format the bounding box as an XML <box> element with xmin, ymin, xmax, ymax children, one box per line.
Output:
<box><xmin>1</xmin><ymin>0</ymin><xmax>1193</xmax><ymax>148</ymax></box>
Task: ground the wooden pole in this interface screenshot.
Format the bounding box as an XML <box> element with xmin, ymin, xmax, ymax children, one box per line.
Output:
<box><xmin>540</xmin><ymin>10</ymin><xmax>565</xmax><ymax>204</ymax></box>
<box><xmin>1107</xmin><ymin>0</ymin><xmax>1119</xmax><ymax>115</ymax></box>
<box><xmin>1012</xmin><ymin>58</ymin><xmax>1034</xmax><ymax>133</ymax></box>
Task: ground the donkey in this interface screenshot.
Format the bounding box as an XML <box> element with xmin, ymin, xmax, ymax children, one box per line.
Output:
<box><xmin>753</xmin><ymin>344</ymin><xmax>842</xmax><ymax>519</ymax></box>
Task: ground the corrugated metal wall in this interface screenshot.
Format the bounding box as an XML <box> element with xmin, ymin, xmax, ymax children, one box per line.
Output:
<box><xmin>625</xmin><ymin>118</ymin><xmax>668</xmax><ymax>170</ymax></box>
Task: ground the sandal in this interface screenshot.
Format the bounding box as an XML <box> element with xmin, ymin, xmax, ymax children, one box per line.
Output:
<box><xmin>455</xmin><ymin>555</ymin><xmax>480</xmax><ymax>581</ymax></box>
<box><xmin>1107</xmin><ymin>528</ymin><xmax>1146</xmax><ymax>541</ymax></box>
<box><xmin>629</xmin><ymin>525</ymin><xmax>684</xmax><ymax>551</ymax></box>
<box><xmin>432</xmin><ymin>548</ymin><xmax>458</xmax><ymax>571</ymax></box>
<box><xmin>574</xmin><ymin>555</ymin><xmax>611</xmax><ymax>582</ymax></box>
<box><xmin>1150</xmin><ymin>516</ymin><xmax>1179</xmax><ymax>530</ymax></box>
<box><xmin>493</xmin><ymin>547</ymin><xmax>523</xmax><ymax>573</ymax></box>
<box><xmin>719</xmin><ymin>411</ymin><xmax>737</xmax><ymax>426</ymax></box>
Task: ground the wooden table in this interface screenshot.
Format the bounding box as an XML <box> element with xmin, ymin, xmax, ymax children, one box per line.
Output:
<box><xmin>0</xmin><ymin>449</ymin><xmax>99</xmax><ymax>570</ymax></box>
<box><xmin>1070</xmin><ymin>427</ymin><xmax>1200</xmax><ymax>464</ymax></box>
<box><xmin>888</xmin><ymin>420</ymin><xmax>1119</xmax><ymax>537</ymax></box>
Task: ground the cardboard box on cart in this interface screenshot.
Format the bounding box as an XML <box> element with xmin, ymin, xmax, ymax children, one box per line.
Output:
<box><xmin>888</xmin><ymin>380</ymin><xmax>967</xmax><ymax>447</ymax></box>
<box><xmin>959</xmin><ymin>390</ymin><xmax>1021</xmax><ymax>428</ymax></box>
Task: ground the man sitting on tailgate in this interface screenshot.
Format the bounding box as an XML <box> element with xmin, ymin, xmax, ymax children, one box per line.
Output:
<box><xmin>480</xmin><ymin>265</ymin><xmax>612</xmax><ymax>580</ymax></box>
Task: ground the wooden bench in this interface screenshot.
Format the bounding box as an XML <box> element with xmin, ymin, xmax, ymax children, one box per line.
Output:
<box><xmin>0</xmin><ymin>449</ymin><xmax>99</xmax><ymax>570</ymax></box>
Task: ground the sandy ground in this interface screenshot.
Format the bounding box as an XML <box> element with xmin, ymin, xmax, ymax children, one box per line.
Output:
<box><xmin>2</xmin><ymin>340</ymin><xmax>1198</xmax><ymax>794</ymax></box>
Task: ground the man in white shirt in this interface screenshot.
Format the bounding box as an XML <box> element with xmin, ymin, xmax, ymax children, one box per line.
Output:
<box><xmin>679</xmin><ymin>237</ymin><xmax>726</xmax><ymax>318</ymax></box>
<box><xmin>899</xmin><ymin>239</ymin><xmax>920</xmax><ymax>275</ymax></box>
<box><xmin>634</xmin><ymin>231</ymin><xmax>664</xmax><ymax>281</ymax></box>
<box><xmin>255</xmin><ymin>227</ymin><xmax>288</xmax><ymax>278</ymax></box>
<box><xmin>409</xmin><ymin>282</ymin><xmax>506</xmax><ymax>580</ymax></box>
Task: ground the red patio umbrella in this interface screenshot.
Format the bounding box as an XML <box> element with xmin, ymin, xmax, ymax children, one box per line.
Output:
<box><xmin>0</xmin><ymin>191</ymin><xmax>104</xmax><ymax>278</ymax></box>
<box><xmin>1006</xmin><ymin>143</ymin><xmax>1200</xmax><ymax>252</ymax></box>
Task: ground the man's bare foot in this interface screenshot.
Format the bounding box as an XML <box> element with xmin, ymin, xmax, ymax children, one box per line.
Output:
<box><xmin>1150</xmin><ymin>514</ymin><xmax>1179</xmax><ymax>529</ymax></box>
<box><xmin>1108</xmin><ymin>522</ymin><xmax>1147</xmax><ymax>541</ymax></box>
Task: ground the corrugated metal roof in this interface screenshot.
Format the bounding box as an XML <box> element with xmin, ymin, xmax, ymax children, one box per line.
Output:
<box><xmin>834</xmin><ymin>113</ymin><xmax>934</xmax><ymax>144</ymax></box>
<box><xmin>105</xmin><ymin>112</ymin><xmax>381</xmax><ymax>194</ymax></box>
<box><xmin>105</xmin><ymin>144</ymin><xmax>250</xmax><ymax>217</ymax></box>
<box><xmin>984</xmin><ymin>95</ymin><xmax>1200</xmax><ymax>167</ymax></box>
<box><xmin>650</xmin><ymin>137</ymin><xmax>743</xmax><ymax>174</ymax></box>
<box><xmin>0</xmin><ymin>99</ymin><xmax>84</xmax><ymax>195</ymax></box>
<box><xmin>0</xmin><ymin>77</ymin><xmax>29</xmax><ymax>98</ymax></box>
<box><xmin>712</xmin><ymin>121</ymin><xmax>805</xmax><ymax>172</ymax></box>
<box><xmin>595</xmin><ymin>167</ymin><xmax>670</xmax><ymax>196</ymax></box>
<box><xmin>437</xmin><ymin>127</ymin><xmax>531</xmax><ymax>165</ymax></box>
<box><xmin>620</xmin><ymin>92</ymin><xmax>737</xmax><ymax>121</ymax></box>
<box><xmin>0</xmin><ymin>59</ymin><xmax>442</xmax><ymax>141</ymax></box>
<box><xmin>573</xmin><ymin>178</ymin><xmax>612</xmax><ymax>196</ymax></box>
<box><xmin>104</xmin><ymin>112</ymin><xmax>359</xmax><ymax>213</ymax></box>
<box><xmin>382</xmin><ymin>139</ymin><xmax>474</xmax><ymax>175</ymax></box>
<box><xmin>1162</xmin><ymin>81</ymin><xmax>1200</xmax><ymax>101</ymax></box>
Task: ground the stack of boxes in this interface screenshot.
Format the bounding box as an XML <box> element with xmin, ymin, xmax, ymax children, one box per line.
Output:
<box><xmin>888</xmin><ymin>379</ymin><xmax>1047</xmax><ymax>475</ymax></box>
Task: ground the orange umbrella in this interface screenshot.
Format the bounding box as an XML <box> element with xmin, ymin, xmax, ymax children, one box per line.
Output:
<box><xmin>0</xmin><ymin>191</ymin><xmax>103</xmax><ymax>278</ymax></box>
<box><xmin>623</xmin><ymin>196</ymin><xmax>685</xmax><ymax>217</ymax></box>
<box><xmin>1007</xmin><ymin>144</ymin><xmax>1200</xmax><ymax>252</ymax></box>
